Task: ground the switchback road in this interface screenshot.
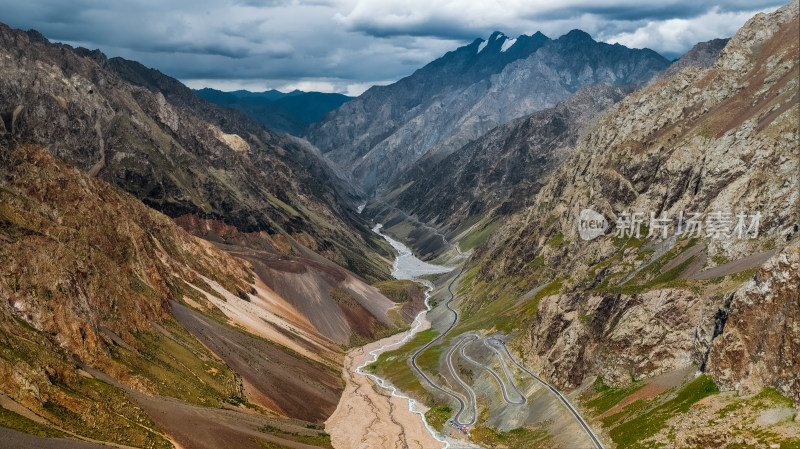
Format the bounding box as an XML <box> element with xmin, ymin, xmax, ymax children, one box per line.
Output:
<box><xmin>486</xmin><ymin>338</ymin><xmax>604</xmax><ymax>449</ymax></box>
<box><xmin>409</xmin><ymin>269</ymin><xmax>475</xmax><ymax>426</ymax></box>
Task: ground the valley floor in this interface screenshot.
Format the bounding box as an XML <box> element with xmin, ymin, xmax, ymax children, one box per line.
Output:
<box><xmin>327</xmin><ymin>329</ymin><xmax>443</xmax><ymax>449</ymax></box>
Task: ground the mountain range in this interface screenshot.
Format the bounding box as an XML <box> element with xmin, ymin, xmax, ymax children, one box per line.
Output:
<box><xmin>195</xmin><ymin>88</ymin><xmax>353</xmax><ymax>136</ymax></box>
<box><xmin>306</xmin><ymin>29</ymin><xmax>671</xmax><ymax>193</ymax></box>
<box><xmin>2</xmin><ymin>27</ymin><xmax>390</xmax><ymax>283</ymax></box>
<box><xmin>338</xmin><ymin>2</ymin><xmax>799</xmax><ymax>448</ymax></box>
<box><xmin>0</xmin><ymin>2</ymin><xmax>798</xmax><ymax>448</ymax></box>
<box><xmin>0</xmin><ymin>21</ymin><xmax>418</xmax><ymax>449</ymax></box>
<box><xmin>364</xmin><ymin>36</ymin><xmax>730</xmax><ymax>259</ymax></box>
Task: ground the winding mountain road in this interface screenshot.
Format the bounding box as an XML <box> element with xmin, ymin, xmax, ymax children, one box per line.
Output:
<box><xmin>482</xmin><ymin>339</ymin><xmax>528</xmax><ymax>405</ymax></box>
<box><xmin>409</xmin><ymin>269</ymin><xmax>603</xmax><ymax>449</ymax></box>
<box><xmin>409</xmin><ymin>268</ymin><xmax>476</xmax><ymax>426</ymax></box>
<box><xmin>458</xmin><ymin>334</ymin><xmax>527</xmax><ymax>406</ymax></box>
<box><xmin>393</xmin><ymin>230</ymin><xmax>602</xmax><ymax>446</ymax></box>
<box><xmin>486</xmin><ymin>338</ymin><xmax>604</xmax><ymax>449</ymax></box>
<box><xmin>446</xmin><ymin>336</ymin><xmax>478</xmax><ymax>425</ymax></box>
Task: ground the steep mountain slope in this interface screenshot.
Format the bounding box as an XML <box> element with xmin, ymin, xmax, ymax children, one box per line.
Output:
<box><xmin>445</xmin><ymin>1</ymin><xmax>798</xmax><ymax>446</ymax></box>
<box><xmin>372</xmin><ymin>83</ymin><xmax>632</xmax><ymax>241</ymax></box>
<box><xmin>476</xmin><ymin>0</ymin><xmax>798</xmax><ymax>389</ymax></box>
<box><xmin>195</xmin><ymin>88</ymin><xmax>352</xmax><ymax>136</ymax></box>
<box><xmin>0</xmin><ymin>25</ymin><xmax>390</xmax><ymax>283</ymax></box>
<box><xmin>648</xmin><ymin>38</ymin><xmax>730</xmax><ymax>84</ymax></box>
<box><xmin>366</xmin><ymin>38</ymin><xmax>729</xmax><ymax>260</ymax></box>
<box><xmin>223</xmin><ymin>245</ymin><xmax>404</xmax><ymax>345</ymax></box>
<box><xmin>307</xmin><ymin>30</ymin><xmax>669</xmax><ymax>192</ymax></box>
<box><xmin>0</xmin><ymin>143</ymin><xmax>353</xmax><ymax>447</ymax></box>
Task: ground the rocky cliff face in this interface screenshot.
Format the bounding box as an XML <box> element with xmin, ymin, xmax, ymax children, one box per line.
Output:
<box><xmin>0</xmin><ymin>24</ymin><xmax>390</xmax><ymax>282</ymax></box>
<box><xmin>462</xmin><ymin>0</ymin><xmax>798</xmax><ymax>397</ymax></box>
<box><xmin>377</xmin><ymin>83</ymin><xmax>633</xmax><ymax>236</ymax></box>
<box><xmin>706</xmin><ymin>246</ymin><xmax>800</xmax><ymax>402</ymax></box>
<box><xmin>0</xmin><ymin>145</ymin><xmax>252</xmax><ymax>366</ymax></box>
<box><xmin>529</xmin><ymin>288</ymin><xmax>717</xmax><ymax>389</ymax></box>
<box><xmin>306</xmin><ymin>30</ymin><xmax>669</xmax><ymax>193</ymax></box>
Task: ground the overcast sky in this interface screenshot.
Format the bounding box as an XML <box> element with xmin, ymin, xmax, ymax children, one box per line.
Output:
<box><xmin>1</xmin><ymin>0</ymin><xmax>785</xmax><ymax>95</ymax></box>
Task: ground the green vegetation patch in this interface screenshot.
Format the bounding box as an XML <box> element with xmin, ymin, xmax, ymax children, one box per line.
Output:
<box><xmin>364</xmin><ymin>329</ymin><xmax>440</xmax><ymax>405</ymax></box>
<box><xmin>346</xmin><ymin>320</ymin><xmax>407</xmax><ymax>348</ymax></box>
<box><xmin>424</xmin><ymin>405</ymin><xmax>453</xmax><ymax>430</ymax></box>
<box><xmin>36</xmin><ymin>374</ymin><xmax>174</xmax><ymax>449</ymax></box>
<box><xmin>586</xmin><ymin>376</ymin><xmax>646</xmax><ymax>416</ymax></box>
<box><xmin>259</xmin><ymin>424</ymin><xmax>333</xmax><ymax>448</ymax></box>
<box><xmin>716</xmin><ymin>387</ymin><xmax>796</xmax><ymax>420</ymax></box>
<box><xmin>0</xmin><ymin>322</ymin><xmax>172</xmax><ymax>448</ymax></box>
<box><xmin>533</xmin><ymin>278</ymin><xmax>563</xmax><ymax>303</ymax></box>
<box><xmin>373</xmin><ymin>279</ymin><xmax>423</xmax><ymax>304</ymax></box>
<box><xmin>546</xmin><ymin>232</ymin><xmax>564</xmax><ymax>247</ymax></box>
<box><xmin>0</xmin><ymin>405</ymin><xmax>68</xmax><ymax>439</ymax></box>
<box><xmin>471</xmin><ymin>425</ymin><xmax>553</xmax><ymax>449</ymax></box>
<box><xmin>459</xmin><ymin>218</ymin><xmax>501</xmax><ymax>252</ymax></box>
<box><xmin>609</xmin><ymin>375</ymin><xmax>719</xmax><ymax>448</ymax></box>
<box><xmin>112</xmin><ymin>318</ymin><xmax>243</xmax><ymax>408</ymax></box>
<box><xmin>330</xmin><ymin>288</ymin><xmax>358</xmax><ymax>307</ymax></box>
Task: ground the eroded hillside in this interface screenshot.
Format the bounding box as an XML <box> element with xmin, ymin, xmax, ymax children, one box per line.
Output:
<box><xmin>0</xmin><ymin>142</ymin><xmax>412</xmax><ymax>448</ymax></box>
<box><xmin>0</xmin><ymin>25</ymin><xmax>391</xmax><ymax>283</ymax></box>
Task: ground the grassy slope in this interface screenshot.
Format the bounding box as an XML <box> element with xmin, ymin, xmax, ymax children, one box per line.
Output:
<box><xmin>581</xmin><ymin>374</ymin><xmax>800</xmax><ymax>449</ymax></box>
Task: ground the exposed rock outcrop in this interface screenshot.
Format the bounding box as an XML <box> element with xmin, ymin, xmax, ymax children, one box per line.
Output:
<box><xmin>706</xmin><ymin>246</ymin><xmax>800</xmax><ymax>401</ymax></box>
<box><xmin>307</xmin><ymin>30</ymin><xmax>669</xmax><ymax>193</ymax></box>
<box><xmin>466</xmin><ymin>0</ymin><xmax>798</xmax><ymax>399</ymax></box>
<box><xmin>377</xmin><ymin>83</ymin><xmax>633</xmax><ymax>235</ymax></box>
<box><xmin>529</xmin><ymin>288</ymin><xmax>720</xmax><ymax>389</ymax></box>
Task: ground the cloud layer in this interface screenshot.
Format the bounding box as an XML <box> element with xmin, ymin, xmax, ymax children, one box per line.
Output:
<box><xmin>1</xmin><ymin>0</ymin><xmax>785</xmax><ymax>94</ymax></box>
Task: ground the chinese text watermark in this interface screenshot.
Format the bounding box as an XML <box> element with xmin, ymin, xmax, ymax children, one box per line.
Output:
<box><xmin>578</xmin><ymin>209</ymin><xmax>762</xmax><ymax>241</ymax></box>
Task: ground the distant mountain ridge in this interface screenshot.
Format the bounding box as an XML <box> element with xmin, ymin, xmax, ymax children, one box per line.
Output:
<box><xmin>231</xmin><ymin>88</ymin><xmax>305</xmax><ymax>101</ymax></box>
<box><xmin>195</xmin><ymin>87</ymin><xmax>352</xmax><ymax>135</ymax></box>
<box><xmin>370</xmin><ymin>83</ymin><xmax>633</xmax><ymax>243</ymax></box>
<box><xmin>368</xmin><ymin>37</ymin><xmax>732</xmax><ymax>259</ymax></box>
<box><xmin>306</xmin><ymin>29</ymin><xmax>671</xmax><ymax>193</ymax></box>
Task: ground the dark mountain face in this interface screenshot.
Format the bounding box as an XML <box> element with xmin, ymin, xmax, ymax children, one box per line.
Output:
<box><xmin>231</xmin><ymin>88</ymin><xmax>304</xmax><ymax>101</ymax></box>
<box><xmin>371</xmin><ymin>37</ymin><xmax>732</xmax><ymax>249</ymax></box>
<box><xmin>374</xmin><ymin>83</ymin><xmax>634</xmax><ymax>237</ymax></box>
<box><xmin>195</xmin><ymin>88</ymin><xmax>353</xmax><ymax>135</ymax></box>
<box><xmin>0</xmin><ymin>23</ymin><xmax>390</xmax><ymax>282</ymax></box>
<box><xmin>306</xmin><ymin>30</ymin><xmax>670</xmax><ymax>193</ymax></box>
<box><xmin>649</xmin><ymin>38</ymin><xmax>731</xmax><ymax>84</ymax></box>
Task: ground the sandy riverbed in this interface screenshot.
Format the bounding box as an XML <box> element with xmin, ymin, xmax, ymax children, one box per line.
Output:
<box><xmin>326</xmin><ymin>225</ymin><xmax>451</xmax><ymax>449</ymax></box>
<box><xmin>325</xmin><ymin>322</ymin><xmax>445</xmax><ymax>449</ymax></box>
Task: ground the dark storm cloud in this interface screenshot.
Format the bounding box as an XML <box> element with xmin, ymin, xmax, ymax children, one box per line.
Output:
<box><xmin>346</xmin><ymin>18</ymin><xmax>485</xmax><ymax>40</ymax></box>
<box><xmin>0</xmin><ymin>0</ymin><xmax>786</xmax><ymax>94</ymax></box>
<box><xmin>520</xmin><ymin>0</ymin><xmax>787</xmax><ymax>22</ymax></box>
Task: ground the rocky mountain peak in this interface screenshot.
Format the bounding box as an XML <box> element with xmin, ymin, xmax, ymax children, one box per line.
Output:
<box><xmin>23</xmin><ymin>28</ymin><xmax>49</xmax><ymax>45</ymax></box>
<box><xmin>307</xmin><ymin>27</ymin><xmax>669</xmax><ymax>193</ymax></box>
<box><xmin>559</xmin><ymin>29</ymin><xmax>594</xmax><ymax>43</ymax></box>
<box><xmin>648</xmin><ymin>37</ymin><xmax>730</xmax><ymax>83</ymax></box>
<box><xmin>488</xmin><ymin>31</ymin><xmax>505</xmax><ymax>41</ymax></box>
